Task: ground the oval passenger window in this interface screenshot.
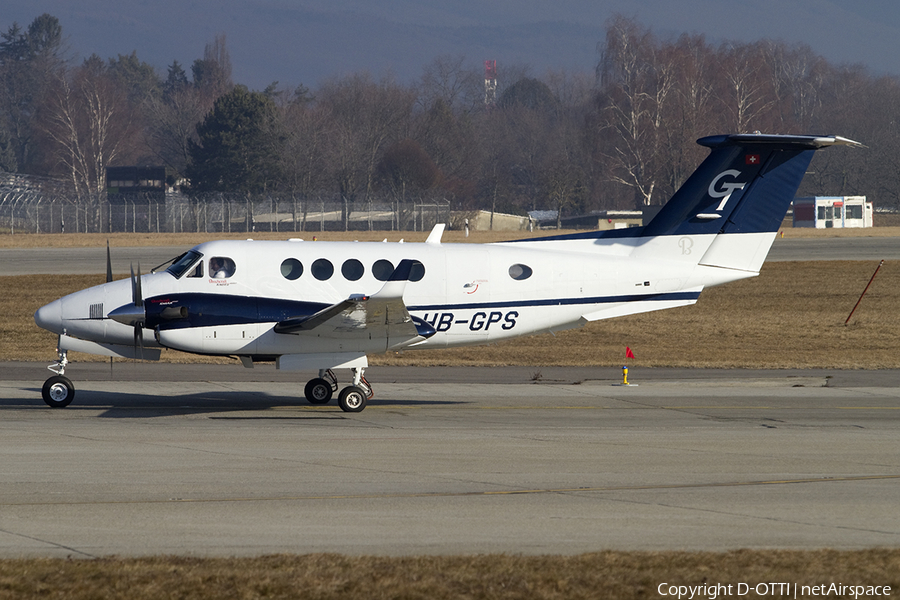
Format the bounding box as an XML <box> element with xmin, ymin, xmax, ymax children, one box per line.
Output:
<box><xmin>311</xmin><ymin>258</ymin><xmax>334</xmax><ymax>281</ymax></box>
<box><xmin>281</xmin><ymin>258</ymin><xmax>303</xmax><ymax>280</ymax></box>
<box><xmin>372</xmin><ymin>259</ymin><xmax>394</xmax><ymax>281</ymax></box>
<box><xmin>342</xmin><ymin>259</ymin><xmax>364</xmax><ymax>281</ymax></box>
<box><xmin>509</xmin><ymin>264</ymin><xmax>533</xmax><ymax>280</ymax></box>
<box><xmin>409</xmin><ymin>260</ymin><xmax>425</xmax><ymax>282</ymax></box>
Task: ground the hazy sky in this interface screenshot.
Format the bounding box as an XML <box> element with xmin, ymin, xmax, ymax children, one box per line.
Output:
<box><xmin>6</xmin><ymin>0</ymin><xmax>900</xmax><ymax>90</ymax></box>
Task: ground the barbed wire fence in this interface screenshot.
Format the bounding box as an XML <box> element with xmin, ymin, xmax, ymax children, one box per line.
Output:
<box><xmin>0</xmin><ymin>191</ymin><xmax>453</xmax><ymax>235</ymax></box>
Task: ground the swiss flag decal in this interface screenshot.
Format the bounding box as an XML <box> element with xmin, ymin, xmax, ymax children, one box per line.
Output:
<box><xmin>745</xmin><ymin>154</ymin><xmax>760</xmax><ymax>165</ymax></box>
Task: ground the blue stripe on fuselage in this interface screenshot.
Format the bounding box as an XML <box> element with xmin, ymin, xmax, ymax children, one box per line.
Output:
<box><xmin>146</xmin><ymin>290</ymin><xmax>701</xmax><ymax>330</ymax></box>
<box><xmin>146</xmin><ymin>293</ymin><xmax>329</xmax><ymax>330</ymax></box>
<box><xmin>407</xmin><ymin>290</ymin><xmax>700</xmax><ymax>312</ymax></box>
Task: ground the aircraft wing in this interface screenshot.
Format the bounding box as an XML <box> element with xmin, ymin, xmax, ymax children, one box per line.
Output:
<box><xmin>273</xmin><ymin>260</ymin><xmax>434</xmax><ymax>344</ymax></box>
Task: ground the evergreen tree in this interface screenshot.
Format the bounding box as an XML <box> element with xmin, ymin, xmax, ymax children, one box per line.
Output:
<box><xmin>108</xmin><ymin>50</ymin><xmax>160</xmax><ymax>103</ymax></box>
<box><xmin>185</xmin><ymin>85</ymin><xmax>281</xmax><ymax>193</ymax></box>
<box><xmin>163</xmin><ymin>60</ymin><xmax>189</xmax><ymax>100</ymax></box>
<box><xmin>499</xmin><ymin>77</ymin><xmax>558</xmax><ymax>111</ymax></box>
<box><xmin>0</xmin><ymin>123</ymin><xmax>17</xmax><ymax>172</ymax></box>
<box><xmin>0</xmin><ymin>13</ymin><xmax>65</xmax><ymax>172</ymax></box>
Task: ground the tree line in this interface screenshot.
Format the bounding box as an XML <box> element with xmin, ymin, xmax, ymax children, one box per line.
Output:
<box><xmin>1</xmin><ymin>13</ymin><xmax>897</xmax><ymax>224</ymax></box>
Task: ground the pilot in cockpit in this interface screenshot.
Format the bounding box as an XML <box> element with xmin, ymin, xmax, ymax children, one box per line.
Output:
<box><xmin>209</xmin><ymin>257</ymin><xmax>235</xmax><ymax>278</ymax></box>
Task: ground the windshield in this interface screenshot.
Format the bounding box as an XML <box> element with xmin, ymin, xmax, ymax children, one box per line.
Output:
<box><xmin>166</xmin><ymin>250</ymin><xmax>203</xmax><ymax>279</ymax></box>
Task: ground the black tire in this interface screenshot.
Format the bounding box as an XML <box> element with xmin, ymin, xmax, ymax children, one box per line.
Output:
<box><xmin>304</xmin><ymin>378</ymin><xmax>333</xmax><ymax>404</ymax></box>
<box><xmin>42</xmin><ymin>375</ymin><xmax>75</xmax><ymax>408</ymax></box>
<box><xmin>338</xmin><ymin>386</ymin><xmax>367</xmax><ymax>413</ymax></box>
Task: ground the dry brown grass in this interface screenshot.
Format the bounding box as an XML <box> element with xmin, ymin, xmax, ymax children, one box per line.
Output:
<box><xmin>4</xmin><ymin>260</ymin><xmax>898</xmax><ymax>368</ymax></box>
<box><xmin>0</xmin><ymin>550</ymin><xmax>897</xmax><ymax>600</ymax></box>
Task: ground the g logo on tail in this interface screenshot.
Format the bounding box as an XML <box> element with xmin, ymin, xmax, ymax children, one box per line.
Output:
<box><xmin>708</xmin><ymin>170</ymin><xmax>746</xmax><ymax>211</ymax></box>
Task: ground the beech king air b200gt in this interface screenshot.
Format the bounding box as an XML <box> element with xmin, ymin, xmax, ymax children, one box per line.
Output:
<box><xmin>34</xmin><ymin>133</ymin><xmax>861</xmax><ymax>411</ymax></box>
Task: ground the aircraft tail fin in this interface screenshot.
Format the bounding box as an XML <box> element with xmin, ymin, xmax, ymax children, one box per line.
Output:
<box><xmin>631</xmin><ymin>134</ymin><xmax>861</xmax><ymax>273</ymax></box>
<box><xmin>642</xmin><ymin>134</ymin><xmax>862</xmax><ymax>238</ymax></box>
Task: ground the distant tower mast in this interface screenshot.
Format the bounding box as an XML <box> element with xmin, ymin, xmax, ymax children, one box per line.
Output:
<box><xmin>484</xmin><ymin>60</ymin><xmax>497</xmax><ymax>106</ymax></box>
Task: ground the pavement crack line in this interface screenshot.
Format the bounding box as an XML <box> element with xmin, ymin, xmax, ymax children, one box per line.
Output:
<box><xmin>0</xmin><ymin>526</ymin><xmax>96</xmax><ymax>558</ymax></box>
<box><xmin>1</xmin><ymin>474</ymin><xmax>897</xmax><ymax>508</ymax></box>
<box><xmin>599</xmin><ymin>495</ymin><xmax>900</xmax><ymax>538</ymax></box>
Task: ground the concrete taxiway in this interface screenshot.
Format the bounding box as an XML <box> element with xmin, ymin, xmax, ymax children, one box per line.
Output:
<box><xmin>1</xmin><ymin>364</ymin><xmax>898</xmax><ymax>557</ymax></box>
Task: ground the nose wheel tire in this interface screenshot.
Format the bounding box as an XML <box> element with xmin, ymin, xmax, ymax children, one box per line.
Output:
<box><xmin>338</xmin><ymin>386</ymin><xmax>367</xmax><ymax>412</ymax></box>
<box><xmin>42</xmin><ymin>375</ymin><xmax>75</xmax><ymax>408</ymax></box>
<box><xmin>304</xmin><ymin>378</ymin><xmax>334</xmax><ymax>404</ymax></box>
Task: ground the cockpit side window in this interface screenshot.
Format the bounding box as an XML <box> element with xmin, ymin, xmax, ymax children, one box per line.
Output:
<box><xmin>166</xmin><ymin>250</ymin><xmax>203</xmax><ymax>279</ymax></box>
<box><xmin>210</xmin><ymin>257</ymin><xmax>236</xmax><ymax>279</ymax></box>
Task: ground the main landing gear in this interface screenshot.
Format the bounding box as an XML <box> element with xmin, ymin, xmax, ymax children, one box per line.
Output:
<box><xmin>304</xmin><ymin>367</ymin><xmax>373</xmax><ymax>413</ymax></box>
<box><xmin>42</xmin><ymin>349</ymin><xmax>75</xmax><ymax>408</ymax></box>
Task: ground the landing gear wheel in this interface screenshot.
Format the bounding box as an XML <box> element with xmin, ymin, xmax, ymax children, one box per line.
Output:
<box><xmin>304</xmin><ymin>378</ymin><xmax>333</xmax><ymax>404</ymax></box>
<box><xmin>42</xmin><ymin>375</ymin><xmax>75</xmax><ymax>408</ymax></box>
<box><xmin>338</xmin><ymin>386</ymin><xmax>367</xmax><ymax>413</ymax></box>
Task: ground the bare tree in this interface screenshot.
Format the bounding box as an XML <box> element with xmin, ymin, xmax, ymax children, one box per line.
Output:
<box><xmin>318</xmin><ymin>73</ymin><xmax>416</xmax><ymax>227</ymax></box>
<box><xmin>276</xmin><ymin>96</ymin><xmax>330</xmax><ymax>230</ymax></box>
<box><xmin>192</xmin><ymin>34</ymin><xmax>233</xmax><ymax>110</ymax></box>
<box><xmin>715</xmin><ymin>41</ymin><xmax>779</xmax><ymax>132</ymax></box>
<box><xmin>144</xmin><ymin>84</ymin><xmax>205</xmax><ymax>176</ymax></box>
<box><xmin>594</xmin><ymin>16</ymin><xmax>677</xmax><ymax>208</ymax></box>
<box><xmin>418</xmin><ymin>54</ymin><xmax>482</xmax><ymax>114</ymax></box>
<box><xmin>660</xmin><ymin>33</ymin><xmax>717</xmax><ymax>196</ymax></box>
<box><xmin>763</xmin><ymin>41</ymin><xmax>827</xmax><ymax>131</ymax></box>
<box><xmin>43</xmin><ymin>58</ymin><xmax>136</xmax><ymax>231</ymax></box>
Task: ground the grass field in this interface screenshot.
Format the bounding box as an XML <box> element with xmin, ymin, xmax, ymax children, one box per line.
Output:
<box><xmin>1</xmin><ymin>550</ymin><xmax>898</xmax><ymax>600</ymax></box>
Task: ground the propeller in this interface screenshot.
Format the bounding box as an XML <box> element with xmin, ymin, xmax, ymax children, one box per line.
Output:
<box><xmin>107</xmin><ymin>262</ymin><xmax>148</xmax><ymax>359</ymax></box>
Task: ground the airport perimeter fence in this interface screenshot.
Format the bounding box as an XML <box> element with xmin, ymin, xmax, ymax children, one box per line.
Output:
<box><xmin>0</xmin><ymin>191</ymin><xmax>454</xmax><ymax>235</ymax></box>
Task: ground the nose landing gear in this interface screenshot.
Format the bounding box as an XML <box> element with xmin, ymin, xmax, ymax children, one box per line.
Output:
<box><xmin>43</xmin><ymin>348</ymin><xmax>75</xmax><ymax>408</ymax></box>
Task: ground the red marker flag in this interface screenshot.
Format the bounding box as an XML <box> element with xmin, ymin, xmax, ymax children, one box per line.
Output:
<box><xmin>626</xmin><ymin>346</ymin><xmax>635</xmax><ymax>359</ymax></box>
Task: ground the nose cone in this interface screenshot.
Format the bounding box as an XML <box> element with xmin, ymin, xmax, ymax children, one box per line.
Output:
<box><xmin>35</xmin><ymin>298</ymin><xmax>63</xmax><ymax>334</ymax></box>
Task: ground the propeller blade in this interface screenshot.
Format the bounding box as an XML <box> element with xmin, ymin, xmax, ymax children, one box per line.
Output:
<box><xmin>130</xmin><ymin>264</ymin><xmax>137</xmax><ymax>305</ymax></box>
<box><xmin>130</xmin><ymin>263</ymin><xmax>144</xmax><ymax>308</ymax></box>
<box><xmin>135</xmin><ymin>263</ymin><xmax>143</xmax><ymax>307</ymax></box>
<box><xmin>106</xmin><ymin>240</ymin><xmax>113</xmax><ymax>283</ymax></box>
<box><xmin>134</xmin><ymin>324</ymin><xmax>144</xmax><ymax>360</ymax></box>
<box><xmin>128</xmin><ymin>262</ymin><xmax>146</xmax><ymax>360</ymax></box>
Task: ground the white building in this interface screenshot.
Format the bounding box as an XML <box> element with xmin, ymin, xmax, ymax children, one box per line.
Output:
<box><xmin>792</xmin><ymin>196</ymin><xmax>873</xmax><ymax>228</ymax></box>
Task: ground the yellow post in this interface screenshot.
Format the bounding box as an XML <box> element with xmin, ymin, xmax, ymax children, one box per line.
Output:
<box><xmin>622</xmin><ymin>365</ymin><xmax>628</xmax><ymax>385</ymax></box>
